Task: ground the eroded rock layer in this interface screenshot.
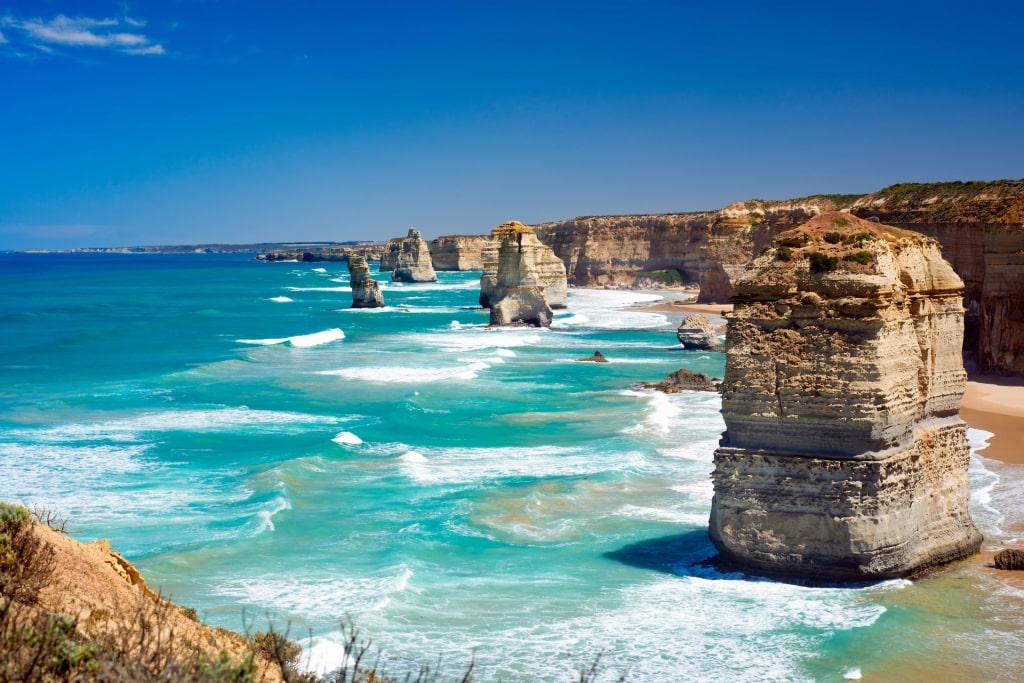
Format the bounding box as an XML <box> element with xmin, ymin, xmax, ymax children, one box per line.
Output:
<box><xmin>391</xmin><ymin>228</ymin><xmax>438</xmax><ymax>283</ymax></box>
<box><xmin>486</xmin><ymin>221</ymin><xmax>567</xmax><ymax>327</ymax></box>
<box><xmin>709</xmin><ymin>212</ymin><xmax>982</xmax><ymax>580</ymax></box>
<box><xmin>677</xmin><ymin>313</ymin><xmax>722</xmax><ymax>351</ymax></box>
<box><xmin>849</xmin><ymin>180</ymin><xmax>1024</xmax><ymax>375</ymax></box>
<box><xmin>430</xmin><ymin>235</ymin><xmax>493</xmax><ymax>271</ymax></box>
<box><xmin>348</xmin><ymin>254</ymin><xmax>385</xmax><ymax>308</ymax></box>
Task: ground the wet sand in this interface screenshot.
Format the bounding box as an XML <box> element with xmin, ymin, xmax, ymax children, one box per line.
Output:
<box><xmin>961</xmin><ymin>373</ymin><xmax>1024</xmax><ymax>465</ymax></box>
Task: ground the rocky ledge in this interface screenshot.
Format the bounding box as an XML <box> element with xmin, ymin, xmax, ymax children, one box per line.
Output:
<box><xmin>708</xmin><ymin>212</ymin><xmax>983</xmax><ymax>581</ymax></box>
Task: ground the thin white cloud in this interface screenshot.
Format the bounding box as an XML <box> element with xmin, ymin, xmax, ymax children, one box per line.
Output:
<box><xmin>0</xmin><ymin>29</ymin><xmax>7</xmax><ymax>44</ymax></box>
<box><xmin>3</xmin><ymin>13</ymin><xmax>165</xmax><ymax>56</ymax></box>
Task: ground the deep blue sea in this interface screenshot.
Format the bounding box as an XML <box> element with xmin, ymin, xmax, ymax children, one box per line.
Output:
<box><xmin>2</xmin><ymin>252</ymin><xmax>1023</xmax><ymax>682</ymax></box>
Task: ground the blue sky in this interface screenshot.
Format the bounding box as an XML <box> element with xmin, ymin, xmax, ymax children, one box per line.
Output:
<box><xmin>1</xmin><ymin>1</ymin><xmax>1022</xmax><ymax>249</ymax></box>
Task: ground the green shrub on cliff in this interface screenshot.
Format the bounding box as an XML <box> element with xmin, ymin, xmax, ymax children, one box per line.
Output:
<box><xmin>636</xmin><ymin>269</ymin><xmax>682</xmax><ymax>286</ymax></box>
<box><xmin>843</xmin><ymin>251</ymin><xmax>874</xmax><ymax>266</ymax></box>
<box><xmin>808</xmin><ymin>252</ymin><xmax>839</xmax><ymax>273</ymax></box>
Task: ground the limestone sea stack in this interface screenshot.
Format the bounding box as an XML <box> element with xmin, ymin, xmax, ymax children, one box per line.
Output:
<box><xmin>709</xmin><ymin>212</ymin><xmax>983</xmax><ymax>581</ymax></box>
<box><xmin>486</xmin><ymin>221</ymin><xmax>568</xmax><ymax>327</ymax></box>
<box><xmin>348</xmin><ymin>254</ymin><xmax>385</xmax><ymax>308</ymax></box>
<box><xmin>391</xmin><ymin>228</ymin><xmax>438</xmax><ymax>283</ymax></box>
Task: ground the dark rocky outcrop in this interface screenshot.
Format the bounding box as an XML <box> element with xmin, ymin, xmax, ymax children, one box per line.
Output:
<box><xmin>676</xmin><ymin>313</ymin><xmax>723</xmax><ymax>351</ymax></box>
<box><xmin>708</xmin><ymin>213</ymin><xmax>983</xmax><ymax>581</ymax></box>
<box><xmin>577</xmin><ymin>351</ymin><xmax>609</xmax><ymax>363</ymax></box>
<box><xmin>348</xmin><ymin>254</ymin><xmax>385</xmax><ymax>308</ymax></box>
<box><xmin>638</xmin><ymin>369</ymin><xmax>716</xmax><ymax>393</ymax></box>
<box><xmin>993</xmin><ymin>549</ymin><xmax>1024</xmax><ymax>570</ymax></box>
<box><xmin>391</xmin><ymin>228</ymin><xmax>438</xmax><ymax>283</ymax></box>
<box><xmin>485</xmin><ymin>222</ymin><xmax>568</xmax><ymax>327</ymax></box>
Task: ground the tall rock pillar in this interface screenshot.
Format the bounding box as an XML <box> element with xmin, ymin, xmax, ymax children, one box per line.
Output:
<box><xmin>348</xmin><ymin>254</ymin><xmax>385</xmax><ymax>308</ymax></box>
<box><xmin>709</xmin><ymin>212</ymin><xmax>982</xmax><ymax>581</ymax></box>
<box><xmin>486</xmin><ymin>221</ymin><xmax>568</xmax><ymax>327</ymax></box>
<box><xmin>391</xmin><ymin>228</ymin><xmax>438</xmax><ymax>283</ymax></box>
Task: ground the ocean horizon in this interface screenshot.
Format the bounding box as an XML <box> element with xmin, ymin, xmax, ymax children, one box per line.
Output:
<box><xmin>2</xmin><ymin>252</ymin><xmax>1022</xmax><ymax>682</ymax></box>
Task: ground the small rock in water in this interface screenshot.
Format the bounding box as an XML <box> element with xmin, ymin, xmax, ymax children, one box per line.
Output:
<box><xmin>637</xmin><ymin>368</ymin><xmax>716</xmax><ymax>393</ymax></box>
<box><xmin>994</xmin><ymin>548</ymin><xmax>1024</xmax><ymax>570</ymax></box>
<box><xmin>577</xmin><ymin>351</ymin><xmax>609</xmax><ymax>363</ymax></box>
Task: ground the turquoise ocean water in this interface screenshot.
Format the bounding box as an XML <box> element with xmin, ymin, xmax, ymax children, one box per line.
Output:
<box><xmin>2</xmin><ymin>252</ymin><xmax>1023</xmax><ymax>682</ymax></box>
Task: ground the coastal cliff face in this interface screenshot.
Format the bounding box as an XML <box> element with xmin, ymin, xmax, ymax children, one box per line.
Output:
<box><xmin>348</xmin><ymin>254</ymin><xmax>385</xmax><ymax>308</ymax></box>
<box><xmin>391</xmin><ymin>228</ymin><xmax>438</xmax><ymax>283</ymax></box>
<box><xmin>531</xmin><ymin>199</ymin><xmax>851</xmax><ymax>297</ymax></box>
<box><xmin>530</xmin><ymin>180</ymin><xmax>1024</xmax><ymax>376</ymax></box>
<box><xmin>533</xmin><ymin>214</ymin><xmax>710</xmax><ymax>288</ymax></box>
<box><xmin>848</xmin><ymin>180</ymin><xmax>1024</xmax><ymax>375</ymax></box>
<box><xmin>429</xmin><ymin>235</ymin><xmax>492</xmax><ymax>271</ymax></box>
<box><xmin>708</xmin><ymin>213</ymin><xmax>982</xmax><ymax>580</ymax></box>
<box><xmin>486</xmin><ymin>221</ymin><xmax>567</xmax><ymax>327</ymax></box>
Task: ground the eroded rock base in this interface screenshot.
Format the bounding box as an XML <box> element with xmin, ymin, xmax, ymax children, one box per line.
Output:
<box><xmin>710</xmin><ymin>419</ymin><xmax>983</xmax><ymax>581</ymax></box>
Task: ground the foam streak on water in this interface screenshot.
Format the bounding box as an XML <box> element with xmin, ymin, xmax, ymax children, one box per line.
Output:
<box><xmin>2</xmin><ymin>254</ymin><xmax>1022</xmax><ymax>683</ymax></box>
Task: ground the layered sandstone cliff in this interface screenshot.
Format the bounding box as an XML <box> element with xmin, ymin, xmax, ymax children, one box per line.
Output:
<box><xmin>848</xmin><ymin>180</ymin><xmax>1024</xmax><ymax>375</ymax></box>
<box><xmin>531</xmin><ymin>180</ymin><xmax>1024</xmax><ymax>376</ymax></box>
<box><xmin>348</xmin><ymin>254</ymin><xmax>385</xmax><ymax>308</ymax></box>
<box><xmin>486</xmin><ymin>221</ymin><xmax>567</xmax><ymax>327</ymax></box>
<box><xmin>708</xmin><ymin>213</ymin><xmax>982</xmax><ymax>580</ymax></box>
<box><xmin>390</xmin><ymin>228</ymin><xmax>438</xmax><ymax>283</ymax></box>
<box><xmin>429</xmin><ymin>235</ymin><xmax>493</xmax><ymax>271</ymax></box>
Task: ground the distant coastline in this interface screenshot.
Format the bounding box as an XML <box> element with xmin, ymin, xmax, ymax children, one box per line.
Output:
<box><xmin>16</xmin><ymin>240</ymin><xmax>378</xmax><ymax>255</ymax></box>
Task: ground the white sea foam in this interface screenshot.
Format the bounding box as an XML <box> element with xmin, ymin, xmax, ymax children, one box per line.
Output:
<box><xmin>216</xmin><ymin>566</ymin><xmax>413</xmax><ymax>620</ymax></box>
<box><xmin>559</xmin><ymin>289</ymin><xmax>670</xmax><ymax>330</ymax></box>
<box><xmin>399</xmin><ymin>450</ymin><xmax>427</xmax><ymax>463</ymax></box>
<box><xmin>313</xmin><ymin>267</ymin><xmax>327</xmax><ymax>273</ymax></box>
<box><xmin>843</xmin><ymin>668</ymin><xmax>862</xmax><ymax>680</ymax></box>
<box><xmin>237</xmin><ymin>328</ymin><xmax>344</xmax><ymax>347</ymax></box>
<box><xmin>318</xmin><ymin>361</ymin><xmax>489</xmax><ymax>383</ymax></box>
<box><xmin>395</xmin><ymin>444</ymin><xmax>626</xmax><ymax>485</ymax></box>
<box><xmin>5</xmin><ymin>407</ymin><xmax>351</xmax><ymax>446</ymax></box>
<box><xmin>284</xmin><ymin>285</ymin><xmax>352</xmax><ymax>292</ymax></box>
<box><xmin>495</xmin><ymin>348</ymin><xmax>516</xmax><ymax>358</ymax></box>
<box><xmin>302</xmin><ymin>636</ymin><xmax>352</xmax><ymax>677</ymax></box>
<box><xmin>269</xmin><ymin>296</ymin><xmax>293</xmax><ymax>303</ymax></box>
<box><xmin>406</xmin><ymin>329</ymin><xmax>543</xmax><ymax>353</ymax></box>
<box><xmin>614</xmin><ymin>504</ymin><xmax>707</xmax><ymax>525</ymax></box>
<box><xmin>619</xmin><ymin>390</ymin><xmax>683</xmax><ymax>436</ymax></box>
<box><xmin>252</xmin><ymin>494</ymin><xmax>292</xmax><ymax>535</ymax></box>
<box><xmin>331</xmin><ymin>431</ymin><xmax>363</xmax><ymax>446</ymax></box>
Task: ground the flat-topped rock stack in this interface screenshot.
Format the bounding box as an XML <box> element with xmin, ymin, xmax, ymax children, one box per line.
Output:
<box><xmin>348</xmin><ymin>254</ymin><xmax>385</xmax><ymax>308</ymax></box>
<box><xmin>485</xmin><ymin>221</ymin><xmax>568</xmax><ymax>327</ymax></box>
<box><xmin>709</xmin><ymin>212</ymin><xmax>983</xmax><ymax>581</ymax></box>
<box><xmin>390</xmin><ymin>228</ymin><xmax>437</xmax><ymax>283</ymax></box>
